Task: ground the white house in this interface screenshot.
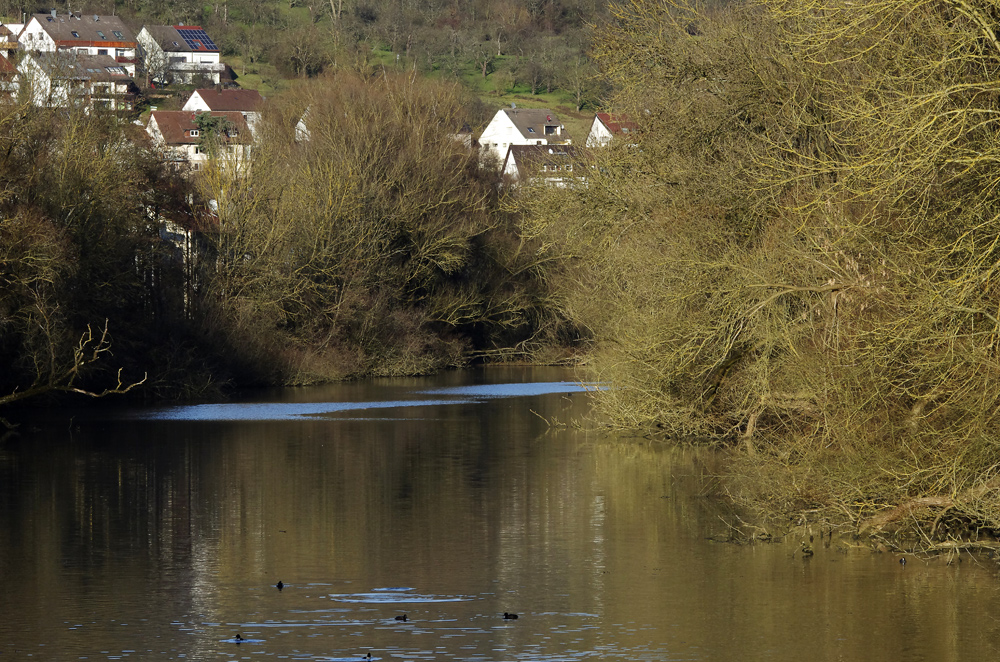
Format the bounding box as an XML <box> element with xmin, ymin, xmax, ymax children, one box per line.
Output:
<box><xmin>18</xmin><ymin>51</ymin><xmax>137</xmax><ymax>110</ymax></box>
<box><xmin>147</xmin><ymin>110</ymin><xmax>251</xmax><ymax>173</ymax></box>
<box><xmin>478</xmin><ymin>107</ymin><xmax>568</xmax><ymax>166</ymax></box>
<box><xmin>137</xmin><ymin>25</ymin><xmax>224</xmax><ymax>85</ymax></box>
<box><xmin>501</xmin><ymin>145</ymin><xmax>585</xmax><ymax>188</ymax></box>
<box><xmin>19</xmin><ymin>11</ymin><xmax>138</xmax><ymax>77</ymax></box>
<box><xmin>586</xmin><ymin>112</ymin><xmax>639</xmax><ymax>148</ymax></box>
<box><xmin>182</xmin><ymin>88</ymin><xmax>264</xmax><ymax>135</ymax></box>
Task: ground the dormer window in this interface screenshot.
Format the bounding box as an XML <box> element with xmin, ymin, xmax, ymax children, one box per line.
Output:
<box><xmin>71</xmin><ymin>31</ymin><xmax>79</xmax><ymax>37</ymax></box>
<box><xmin>189</xmin><ymin>129</ymin><xmax>200</xmax><ymax>137</ymax></box>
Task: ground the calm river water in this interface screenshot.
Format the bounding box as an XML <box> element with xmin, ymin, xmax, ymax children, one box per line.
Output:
<box><xmin>1</xmin><ymin>366</ymin><xmax>999</xmax><ymax>661</ymax></box>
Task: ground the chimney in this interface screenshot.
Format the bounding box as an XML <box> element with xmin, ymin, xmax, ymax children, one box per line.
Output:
<box><xmin>50</xmin><ymin>9</ymin><xmax>56</xmax><ymax>18</ymax></box>
<box><xmin>94</xmin><ymin>15</ymin><xmax>99</xmax><ymax>21</ymax></box>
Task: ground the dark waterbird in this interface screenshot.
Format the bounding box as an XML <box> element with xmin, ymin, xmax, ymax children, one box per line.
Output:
<box><xmin>235</xmin><ymin>634</ymin><xmax>244</xmax><ymax>643</ymax></box>
<box><xmin>276</xmin><ymin>580</ymin><xmax>284</xmax><ymax>590</ymax></box>
<box><xmin>395</xmin><ymin>614</ymin><xmax>408</xmax><ymax>621</ymax></box>
<box><xmin>363</xmin><ymin>654</ymin><xmax>372</xmax><ymax>660</ymax></box>
<box><xmin>503</xmin><ymin>612</ymin><xmax>519</xmax><ymax>620</ymax></box>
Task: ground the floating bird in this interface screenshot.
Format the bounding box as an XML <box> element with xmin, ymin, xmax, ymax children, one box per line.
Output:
<box><xmin>899</xmin><ymin>557</ymin><xmax>907</xmax><ymax>566</ymax></box>
<box><xmin>235</xmin><ymin>634</ymin><xmax>244</xmax><ymax>643</ymax></box>
<box><xmin>503</xmin><ymin>612</ymin><xmax>519</xmax><ymax>620</ymax></box>
<box><xmin>276</xmin><ymin>580</ymin><xmax>284</xmax><ymax>590</ymax></box>
<box><xmin>363</xmin><ymin>654</ymin><xmax>372</xmax><ymax>660</ymax></box>
<box><xmin>395</xmin><ymin>614</ymin><xmax>408</xmax><ymax>621</ymax></box>
<box><xmin>800</xmin><ymin>541</ymin><xmax>814</xmax><ymax>558</ymax></box>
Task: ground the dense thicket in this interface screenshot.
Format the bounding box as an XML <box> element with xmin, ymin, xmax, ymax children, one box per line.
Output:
<box><xmin>196</xmin><ymin>72</ymin><xmax>572</xmax><ymax>380</ymax></box>
<box><xmin>526</xmin><ymin>0</ymin><xmax>1000</xmax><ymax>537</ymax></box>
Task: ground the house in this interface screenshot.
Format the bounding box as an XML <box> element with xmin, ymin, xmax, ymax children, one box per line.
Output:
<box><xmin>137</xmin><ymin>25</ymin><xmax>224</xmax><ymax>85</ymax></box>
<box><xmin>19</xmin><ymin>11</ymin><xmax>138</xmax><ymax>76</ymax></box>
<box><xmin>0</xmin><ymin>54</ymin><xmax>16</xmax><ymax>101</ymax></box>
<box><xmin>182</xmin><ymin>88</ymin><xmax>263</xmax><ymax>135</ymax></box>
<box><xmin>0</xmin><ymin>25</ymin><xmax>18</xmax><ymax>59</ymax></box>
<box><xmin>147</xmin><ymin>110</ymin><xmax>251</xmax><ymax>173</ymax></box>
<box><xmin>478</xmin><ymin>107</ymin><xmax>568</xmax><ymax>166</ymax></box>
<box><xmin>586</xmin><ymin>112</ymin><xmax>639</xmax><ymax>148</ymax></box>
<box><xmin>501</xmin><ymin>145</ymin><xmax>585</xmax><ymax>188</ymax></box>
<box><xmin>18</xmin><ymin>51</ymin><xmax>137</xmax><ymax>110</ymax></box>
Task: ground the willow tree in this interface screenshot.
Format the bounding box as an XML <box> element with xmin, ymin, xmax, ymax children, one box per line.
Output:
<box><xmin>529</xmin><ymin>0</ymin><xmax>1000</xmax><ymax>530</ymax></box>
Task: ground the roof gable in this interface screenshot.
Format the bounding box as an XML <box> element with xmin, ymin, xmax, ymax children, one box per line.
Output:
<box><xmin>186</xmin><ymin>88</ymin><xmax>263</xmax><ymax>112</ymax></box>
<box><xmin>503</xmin><ymin>108</ymin><xmax>561</xmax><ymax>140</ymax></box>
<box><xmin>142</xmin><ymin>25</ymin><xmax>220</xmax><ymax>53</ymax></box>
<box><xmin>31</xmin><ymin>12</ymin><xmax>136</xmax><ymax>47</ymax></box>
<box><xmin>149</xmin><ymin>110</ymin><xmax>250</xmax><ymax>145</ymax></box>
<box><xmin>505</xmin><ymin>144</ymin><xmax>581</xmax><ymax>180</ymax></box>
<box><xmin>22</xmin><ymin>51</ymin><xmax>133</xmax><ymax>81</ymax></box>
<box><xmin>596</xmin><ymin>112</ymin><xmax>638</xmax><ymax>136</ymax></box>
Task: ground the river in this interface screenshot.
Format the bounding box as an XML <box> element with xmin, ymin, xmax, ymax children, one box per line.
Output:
<box><xmin>0</xmin><ymin>366</ymin><xmax>998</xmax><ymax>661</ymax></box>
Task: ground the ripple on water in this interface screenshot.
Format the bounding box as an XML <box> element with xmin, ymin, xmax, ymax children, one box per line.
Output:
<box><xmin>329</xmin><ymin>587</ymin><xmax>473</xmax><ymax>604</ymax></box>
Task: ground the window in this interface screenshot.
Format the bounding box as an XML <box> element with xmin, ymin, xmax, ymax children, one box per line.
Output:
<box><xmin>527</xmin><ymin>127</ymin><xmax>535</xmax><ymax>133</ymax></box>
<box><xmin>97</xmin><ymin>48</ymin><xmax>107</xmax><ymax>55</ymax></box>
<box><xmin>96</xmin><ymin>30</ymin><xmax>105</xmax><ymax>38</ymax></box>
<box><xmin>113</xmin><ymin>30</ymin><xmax>123</xmax><ymax>38</ymax></box>
<box><xmin>189</xmin><ymin>129</ymin><xmax>200</xmax><ymax>137</ymax></box>
<box><xmin>71</xmin><ymin>31</ymin><xmax>79</xmax><ymax>37</ymax></box>
<box><xmin>172</xmin><ymin>41</ymin><xmax>179</xmax><ymax>47</ymax></box>
<box><xmin>536</xmin><ymin>141</ymin><xmax>542</xmax><ymax>145</ymax></box>
<box><xmin>545</xmin><ymin>125</ymin><xmax>557</xmax><ymax>135</ymax></box>
<box><xmin>116</xmin><ymin>49</ymin><xmax>126</xmax><ymax>57</ymax></box>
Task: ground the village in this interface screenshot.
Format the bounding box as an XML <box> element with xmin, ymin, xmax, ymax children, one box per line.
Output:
<box><xmin>0</xmin><ymin>10</ymin><xmax>637</xmax><ymax>187</ymax></box>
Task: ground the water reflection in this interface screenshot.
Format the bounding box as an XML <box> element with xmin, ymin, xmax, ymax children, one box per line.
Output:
<box><xmin>0</xmin><ymin>367</ymin><xmax>998</xmax><ymax>661</ymax></box>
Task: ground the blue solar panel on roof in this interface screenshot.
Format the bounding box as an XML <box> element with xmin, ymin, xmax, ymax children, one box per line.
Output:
<box><xmin>177</xmin><ymin>28</ymin><xmax>217</xmax><ymax>51</ymax></box>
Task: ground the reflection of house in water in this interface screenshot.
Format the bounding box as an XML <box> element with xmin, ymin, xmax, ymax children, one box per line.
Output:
<box><xmin>18</xmin><ymin>52</ymin><xmax>137</xmax><ymax>110</ymax></box>
<box><xmin>502</xmin><ymin>145</ymin><xmax>586</xmax><ymax>188</ymax></box>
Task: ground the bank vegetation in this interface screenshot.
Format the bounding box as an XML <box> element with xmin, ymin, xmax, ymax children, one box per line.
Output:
<box><xmin>0</xmin><ymin>72</ymin><xmax>578</xmax><ymax>413</ymax></box>
<box><xmin>523</xmin><ymin>0</ymin><xmax>1000</xmax><ymax>548</ymax></box>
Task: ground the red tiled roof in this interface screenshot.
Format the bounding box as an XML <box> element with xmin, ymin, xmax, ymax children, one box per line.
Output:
<box><xmin>596</xmin><ymin>112</ymin><xmax>639</xmax><ymax>136</ymax></box>
<box><xmin>189</xmin><ymin>88</ymin><xmax>263</xmax><ymax>112</ymax></box>
<box><xmin>150</xmin><ymin>110</ymin><xmax>250</xmax><ymax>145</ymax></box>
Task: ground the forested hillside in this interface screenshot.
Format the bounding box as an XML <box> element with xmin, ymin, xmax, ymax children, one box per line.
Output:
<box><xmin>6</xmin><ymin>0</ymin><xmax>609</xmax><ymax>108</ymax></box>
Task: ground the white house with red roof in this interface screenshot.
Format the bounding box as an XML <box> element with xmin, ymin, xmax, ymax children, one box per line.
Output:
<box><xmin>19</xmin><ymin>11</ymin><xmax>138</xmax><ymax>76</ymax></box>
<box><xmin>586</xmin><ymin>112</ymin><xmax>639</xmax><ymax>148</ymax></box>
<box><xmin>478</xmin><ymin>107</ymin><xmax>568</xmax><ymax>167</ymax></box>
<box><xmin>147</xmin><ymin>110</ymin><xmax>251</xmax><ymax>173</ymax></box>
<box><xmin>137</xmin><ymin>25</ymin><xmax>223</xmax><ymax>85</ymax></box>
<box><xmin>182</xmin><ymin>88</ymin><xmax>264</xmax><ymax>135</ymax></box>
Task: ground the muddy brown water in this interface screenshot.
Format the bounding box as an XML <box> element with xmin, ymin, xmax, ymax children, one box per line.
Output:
<box><xmin>1</xmin><ymin>367</ymin><xmax>998</xmax><ymax>661</ymax></box>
